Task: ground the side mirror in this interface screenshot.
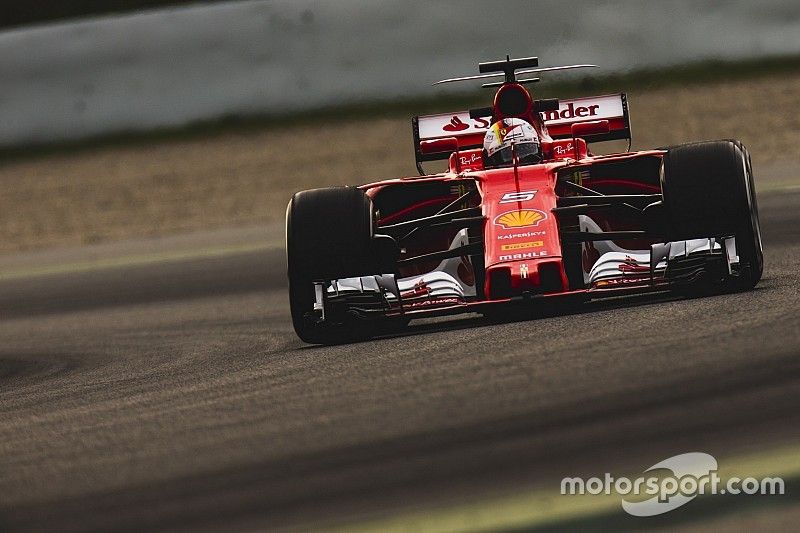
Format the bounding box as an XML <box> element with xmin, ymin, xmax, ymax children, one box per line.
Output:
<box><xmin>419</xmin><ymin>136</ymin><xmax>459</xmax><ymax>155</ymax></box>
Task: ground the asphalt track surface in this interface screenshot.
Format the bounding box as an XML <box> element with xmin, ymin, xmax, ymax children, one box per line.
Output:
<box><xmin>1</xmin><ymin>189</ymin><xmax>800</xmax><ymax>531</ymax></box>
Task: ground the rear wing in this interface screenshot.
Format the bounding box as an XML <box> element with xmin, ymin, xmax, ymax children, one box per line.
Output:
<box><xmin>412</xmin><ymin>93</ymin><xmax>631</xmax><ymax>167</ymax></box>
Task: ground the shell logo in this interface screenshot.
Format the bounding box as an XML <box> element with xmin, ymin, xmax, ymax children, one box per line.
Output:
<box><xmin>494</xmin><ymin>209</ymin><xmax>546</xmax><ymax>229</ymax></box>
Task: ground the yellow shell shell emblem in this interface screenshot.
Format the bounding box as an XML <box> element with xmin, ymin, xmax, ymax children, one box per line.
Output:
<box><xmin>494</xmin><ymin>209</ymin><xmax>546</xmax><ymax>229</ymax></box>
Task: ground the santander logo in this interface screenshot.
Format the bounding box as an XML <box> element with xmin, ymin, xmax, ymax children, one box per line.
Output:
<box><xmin>417</xmin><ymin>95</ymin><xmax>623</xmax><ymax>143</ymax></box>
<box><xmin>540</xmin><ymin>102</ymin><xmax>601</xmax><ymax>122</ymax></box>
<box><xmin>443</xmin><ymin>116</ymin><xmax>470</xmax><ymax>132</ymax></box>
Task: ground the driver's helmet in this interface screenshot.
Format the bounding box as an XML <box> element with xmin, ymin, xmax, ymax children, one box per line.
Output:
<box><xmin>482</xmin><ymin>118</ymin><xmax>541</xmax><ymax>168</ymax></box>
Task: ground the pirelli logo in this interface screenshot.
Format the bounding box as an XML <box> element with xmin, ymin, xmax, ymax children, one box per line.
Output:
<box><xmin>501</xmin><ymin>240</ymin><xmax>543</xmax><ymax>251</ymax></box>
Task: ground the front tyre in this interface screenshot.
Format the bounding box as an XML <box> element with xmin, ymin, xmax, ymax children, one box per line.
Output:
<box><xmin>286</xmin><ymin>187</ymin><xmax>379</xmax><ymax>344</ymax></box>
<box><xmin>661</xmin><ymin>140</ymin><xmax>763</xmax><ymax>290</ymax></box>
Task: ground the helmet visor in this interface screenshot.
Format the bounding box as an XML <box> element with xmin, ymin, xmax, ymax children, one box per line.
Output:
<box><xmin>487</xmin><ymin>141</ymin><xmax>541</xmax><ymax>167</ymax></box>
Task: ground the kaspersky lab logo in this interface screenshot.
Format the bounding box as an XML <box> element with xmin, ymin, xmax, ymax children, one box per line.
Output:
<box><xmin>561</xmin><ymin>452</ymin><xmax>785</xmax><ymax>516</ymax></box>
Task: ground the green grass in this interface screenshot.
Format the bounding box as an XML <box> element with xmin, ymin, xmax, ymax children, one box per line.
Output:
<box><xmin>2</xmin><ymin>53</ymin><xmax>799</xmax><ymax>164</ymax></box>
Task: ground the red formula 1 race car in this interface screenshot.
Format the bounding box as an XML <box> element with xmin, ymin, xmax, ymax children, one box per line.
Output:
<box><xmin>286</xmin><ymin>56</ymin><xmax>762</xmax><ymax>344</ymax></box>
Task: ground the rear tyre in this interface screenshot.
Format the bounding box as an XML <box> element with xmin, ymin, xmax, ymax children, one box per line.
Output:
<box><xmin>286</xmin><ymin>187</ymin><xmax>380</xmax><ymax>344</ymax></box>
<box><xmin>661</xmin><ymin>140</ymin><xmax>763</xmax><ymax>290</ymax></box>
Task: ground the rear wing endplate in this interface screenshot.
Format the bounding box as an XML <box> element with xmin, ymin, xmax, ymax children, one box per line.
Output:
<box><xmin>412</xmin><ymin>93</ymin><xmax>631</xmax><ymax>167</ymax></box>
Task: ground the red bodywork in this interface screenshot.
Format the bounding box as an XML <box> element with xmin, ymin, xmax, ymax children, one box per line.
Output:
<box><xmin>360</xmin><ymin>152</ymin><xmax>667</xmax><ymax>318</ymax></box>
<box><xmin>356</xmin><ymin>83</ymin><xmax>669</xmax><ymax>318</ymax></box>
<box><xmin>480</xmin><ymin>164</ymin><xmax>569</xmax><ymax>296</ymax></box>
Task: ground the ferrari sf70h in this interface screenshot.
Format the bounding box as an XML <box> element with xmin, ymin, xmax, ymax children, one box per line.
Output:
<box><xmin>286</xmin><ymin>56</ymin><xmax>762</xmax><ymax>344</ymax></box>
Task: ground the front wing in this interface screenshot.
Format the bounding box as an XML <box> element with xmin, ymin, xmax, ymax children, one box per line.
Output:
<box><xmin>312</xmin><ymin>235</ymin><xmax>741</xmax><ymax>324</ymax></box>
